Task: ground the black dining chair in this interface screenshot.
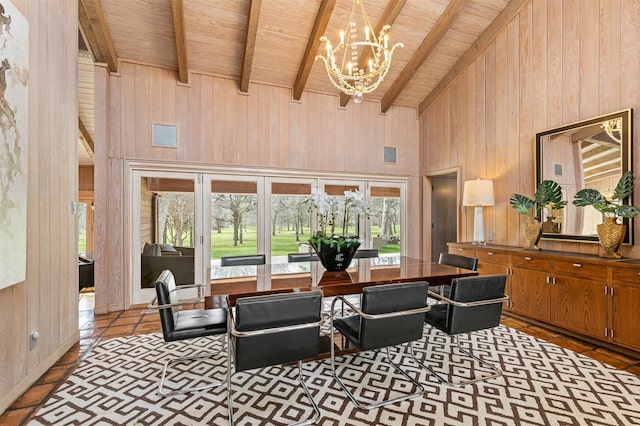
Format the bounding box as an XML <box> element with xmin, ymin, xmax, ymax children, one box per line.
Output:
<box><xmin>227</xmin><ymin>290</ymin><xmax>324</xmax><ymax>425</ymax></box>
<box><xmin>151</xmin><ymin>270</ymin><xmax>227</xmax><ymax>396</ymax></box>
<box><xmin>220</xmin><ymin>254</ymin><xmax>266</xmax><ymax>266</ymax></box>
<box><xmin>330</xmin><ymin>281</ymin><xmax>430</xmax><ymax>410</ymax></box>
<box><xmin>287</xmin><ymin>252</ymin><xmax>319</xmax><ymax>262</ymax></box>
<box><xmin>436</xmin><ymin>252</ymin><xmax>479</xmax><ymax>297</ymax></box>
<box><xmin>417</xmin><ymin>274</ymin><xmax>508</xmax><ymax>387</ymax></box>
<box><xmin>353</xmin><ymin>248</ymin><xmax>379</xmax><ymax>259</ymax></box>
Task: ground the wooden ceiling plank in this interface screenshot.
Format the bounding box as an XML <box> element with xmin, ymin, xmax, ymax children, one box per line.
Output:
<box><xmin>79</xmin><ymin>117</ymin><xmax>95</xmax><ymax>160</ymax></box>
<box><xmin>240</xmin><ymin>0</ymin><xmax>262</xmax><ymax>93</ymax></box>
<box><xmin>381</xmin><ymin>0</ymin><xmax>469</xmax><ymax>113</ymax></box>
<box><xmin>340</xmin><ymin>0</ymin><xmax>407</xmax><ymax>108</ymax></box>
<box><xmin>418</xmin><ymin>0</ymin><xmax>528</xmax><ymax>115</ymax></box>
<box><xmin>171</xmin><ymin>0</ymin><xmax>189</xmax><ymax>84</ymax></box>
<box><xmin>78</xmin><ymin>0</ymin><xmax>118</xmax><ymax>73</ymax></box>
<box><xmin>293</xmin><ymin>0</ymin><xmax>337</xmax><ymax>101</ymax></box>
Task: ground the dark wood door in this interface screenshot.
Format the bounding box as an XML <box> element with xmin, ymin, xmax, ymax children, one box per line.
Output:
<box><xmin>431</xmin><ymin>174</ymin><xmax>457</xmax><ymax>262</ymax></box>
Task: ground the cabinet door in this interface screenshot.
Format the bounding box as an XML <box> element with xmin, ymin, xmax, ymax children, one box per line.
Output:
<box><xmin>611</xmin><ymin>284</ymin><xmax>640</xmax><ymax>351</ymax></box>
<box><xmin>553</xmin><ymin>276</ymin><xmax>607</xmax><ymax>339</ymax></box>
<box><xmin>510</xmin><ymin>267</ymin><xmax>551</xmax><ymax>322</ymax></box>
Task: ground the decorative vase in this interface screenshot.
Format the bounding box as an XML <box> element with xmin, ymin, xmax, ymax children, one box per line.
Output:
<box><xmin>541</xmin><ymin>217</ymin><xmax>561</xmax><ymax>233</ymax></box>
<box><xmin>309</xmin><ymin>239</ymin><xmax>360</xmax><ymax>271</ymax></box>
<box><xmin>523</xmin><ymin>218</ymin><xmax>541</xmax><ymax>250</ymax></box>
<box><xmin>597</xmin><ymin>217</ymin><xmax>626</xmax><ymax>259</ymax></box>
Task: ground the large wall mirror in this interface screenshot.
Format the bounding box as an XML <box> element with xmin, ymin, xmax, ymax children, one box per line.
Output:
<box><xmin>536</xmin><ymin>109</ymin><xmax>633</xmax><ymax>243</ymax></box>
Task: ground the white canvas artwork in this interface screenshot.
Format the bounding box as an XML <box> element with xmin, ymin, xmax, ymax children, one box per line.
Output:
<box><xmin>0</xmin><ymin>0</ymin><xmax>28</xmax><ymax>290</ymax></box>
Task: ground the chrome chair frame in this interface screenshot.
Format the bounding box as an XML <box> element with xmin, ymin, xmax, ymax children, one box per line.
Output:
<box><xmin>329</xmin><ymin>285</ymin><xmax>431</xmax><ymax>411</ymax></box>
<box><xmin>150</xmin><ymin>272</ymin><xmax>227</xmax><ymax>397</ymax></box>
<box><xmin>227</xmin><ymin>291</ymin><xmax>323</xmax><ymax>426</ymax></box>
<box><xmin>417</xmin><ymin>286</ymin><xmax>509</xmax><ymax>387</ymax></box>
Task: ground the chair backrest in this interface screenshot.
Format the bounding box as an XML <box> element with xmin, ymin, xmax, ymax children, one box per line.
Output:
<box><xmin>287</xmin><ymin>253</ymin><xmax>319</xmax><ymax>263</ymax></box>
<box><xmin>154</xmin><ymin>270</ymin><xmax>179</xmax><ymax>340</ymax></box>
<box><xmin>233</xmin><ymin>291</ymin><xmax>322</xmax><ymax>372</ymax></box>
<box><xmin>359</xmin><ymin>281</ymin><xmax>429</xmax><ymax>351</ymax></box>
<box><xmin>438</xmin><ymin>252</ymin><xmax>478</xmax><ymax>271</ymax></box>
<box><xmin>446</xmin><ymin>275</ymin><xmax>506</xmax><ymax>334</ymax></box>
<box><xmin>354</xmin><ymin>249</ymin><xmax>379</xmax><ymax>259</ymax></box>
<box><xmin>221</xmin><ymin>254</ymin><xmax>266</xmax><ymax>266</ymax></box>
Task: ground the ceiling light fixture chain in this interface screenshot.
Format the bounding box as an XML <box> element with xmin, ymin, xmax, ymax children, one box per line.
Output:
<box><xmin>315</xmin><ymin>0</ymin><xmax>403</xmax><ymax>103</ymax></box>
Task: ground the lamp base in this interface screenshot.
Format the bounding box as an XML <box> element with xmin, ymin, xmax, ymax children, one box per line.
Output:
<box><xmin>471</xmin><ymin>206</ymin><xmax>485</xmax><ymax>246</ymax></box>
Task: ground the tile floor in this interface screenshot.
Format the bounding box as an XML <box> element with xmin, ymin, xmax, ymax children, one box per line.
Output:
<box><xmin>1</xmin><ymin>291</ymin><xmax>639</xmax><ymax>425</ymax></box>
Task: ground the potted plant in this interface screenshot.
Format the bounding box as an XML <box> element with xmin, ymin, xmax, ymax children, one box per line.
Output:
<box><xmin>572</xmin><ymin>170</ymin><xmax>640</xmax><ymax>258</ymax></box>
<box><xmin>305</xmin><ymin>188</ymin><xmax>369</xmax><ymax>271</ymax></box>
<box><xmin>509</xmin><ymin>180</ymin><xmax>566</xmax><ymax>249</ymax></box>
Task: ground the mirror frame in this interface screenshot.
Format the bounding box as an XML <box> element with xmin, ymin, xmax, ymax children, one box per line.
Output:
<box><xmin>535</xmin><ymin>108</ymin><xmax>633</xmax><ymax>243</ymax></box>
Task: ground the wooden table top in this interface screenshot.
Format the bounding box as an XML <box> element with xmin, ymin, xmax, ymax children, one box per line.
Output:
<box><xmin>206</xmin><ymin>256</ymin><xmax>478</xmax><ymax>307</ymax></box>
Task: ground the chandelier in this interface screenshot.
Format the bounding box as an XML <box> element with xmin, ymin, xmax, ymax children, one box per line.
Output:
<box><xmin>602</xmin><ymin>118</ymin><xmax>622</xmax><ymax>143</ymax></box>
<box><xmin>315</xmin><ymin>0</ymin><xmax>403</xmax><ymax>103</ymax></box>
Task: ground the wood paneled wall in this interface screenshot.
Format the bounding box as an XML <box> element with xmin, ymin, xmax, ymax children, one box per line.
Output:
<box><xmin>94</xmin><ymin>64</ymin><xmax>420</xmax><ymax>312</ymax></box>
<box><xmin>421</xmin><ymin>0</ymin><xmax>640</xmax><ymax>258</ymax></box>
<box><xmin>0</xmin><ymin>0</ymin><xmax>78</xmax><ymax>413</ymax></box>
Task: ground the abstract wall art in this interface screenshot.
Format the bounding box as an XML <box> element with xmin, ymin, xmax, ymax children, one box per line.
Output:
<box><xmin>0</xmin><ymin>0</ymin><xmax>28</xmax><ymax>290</ymax></box>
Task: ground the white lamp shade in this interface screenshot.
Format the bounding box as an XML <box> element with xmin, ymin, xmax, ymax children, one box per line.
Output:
<box><xmin>463</xmin><ymin>179</ymin><xmax>495</xmax><ymax>206</ymax></box>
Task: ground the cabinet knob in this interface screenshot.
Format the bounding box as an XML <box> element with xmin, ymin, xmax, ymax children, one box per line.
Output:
<box><xmin>458</xmin><ymin>248</ymin><xmax>464</xmax><ymax>251</ymax></box>
<box><xmin>488</xmin><ymin>252</ymin><xmax>494</xmax><ymax>255</ymax></box>
<box><xmin>524</xmin><ymin>256</ymin><xmax>532</xmax><ymax>261</ymax></box>
<box><xmin>573</xmin><ymin>263</ymin><xmax>582</xmax><ymax>268</ymax></box>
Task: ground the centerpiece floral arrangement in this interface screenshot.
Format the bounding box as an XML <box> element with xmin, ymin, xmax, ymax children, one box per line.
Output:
<box><xmin>306</xmin><ymin>188</ymin><xmax>369</xmax><ymax>271</ymax></box>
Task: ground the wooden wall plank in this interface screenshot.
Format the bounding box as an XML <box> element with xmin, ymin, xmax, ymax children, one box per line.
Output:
<box><xmin>1</xmin><ymin>0</ymin><xmax>78</xmax><ymax>412</ymax></box>
<box><xmin>421</xmin><ymin>0</ymin><xmax>640</xmax><ymax>256</ymax></box>
<box><xmin>579</xmin><ymin>0</ymin><xmax>599</xmax><ymax>119</ymax></box>
<box><xmin>96</xmin><ymin>60</ymin><xmax>422</xmax><ymax>312</ymax></box>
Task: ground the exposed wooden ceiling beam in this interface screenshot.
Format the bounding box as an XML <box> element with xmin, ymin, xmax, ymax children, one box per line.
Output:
<box><xmin>240</xmin><ymin>0</ymin><xmax>262</xmax><ymax>93</ymax></box>
<box><xmin>418</xmin><ymin>0</ymin><xmax>528</xmax><ymax>116</ymax></box>
<box><xmin>78</xmin><ymin>117</ymin><xmax>95</xmax><ymax>161</ymax></box>
<box><xmin>78</xmin><ymin>0</ymin><xmax>118</xmax><ymax>73</ymax></box>
<box><xmin>293</xmin><ymin>0</ymin><xmax>337</xmax><ymax>101</ymax></box>
<box><xmin>171</xmin><ymin>0</ymin><xmax>189</xmax><ymax>84</ymax></box>
<box><xmin>381</xmin><ymin>0</ymin><xmax>469</xmax><ymax>113</ymax></box>
<box><xmin>339</xmin><ymin>0</ymin><xmax>406</xmax><ymax>108</ymax></box>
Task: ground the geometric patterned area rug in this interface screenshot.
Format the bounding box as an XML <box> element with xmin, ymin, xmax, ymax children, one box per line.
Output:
<box><xmin>29</xmin><ymin>325</ymin><xmax>640</xmax><ymax>426</ymax></box>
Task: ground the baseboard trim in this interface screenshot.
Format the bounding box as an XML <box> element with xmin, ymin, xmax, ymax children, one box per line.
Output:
<box><xmin>0</xmin><ymin>332</ymin><xmax>79</xmax><ymax>414</ymax></box>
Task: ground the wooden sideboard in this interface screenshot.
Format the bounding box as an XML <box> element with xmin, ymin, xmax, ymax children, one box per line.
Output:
<box><xmin>448</xmin><ymin>242</ymin><xmax>640</xmax><ymax>355</ymax></box>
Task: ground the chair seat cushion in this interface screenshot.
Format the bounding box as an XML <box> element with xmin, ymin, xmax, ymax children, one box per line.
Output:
<box><xmin>333</xmin><ymin>315</ymin><xmax>361</xmax><ymax>347</ymax></box>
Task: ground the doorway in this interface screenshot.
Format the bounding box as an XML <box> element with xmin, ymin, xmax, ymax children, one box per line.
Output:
<box><xmin>430</xmin><ymin>173</ymin><xmax>458</xmax><ymax>262</ymax></box>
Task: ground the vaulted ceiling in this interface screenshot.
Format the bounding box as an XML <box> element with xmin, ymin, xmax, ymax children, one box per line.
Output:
<box><xmin>77</xmin><ymin>0</ymin><xmax>527</xmax><ymax>165</ymax></box>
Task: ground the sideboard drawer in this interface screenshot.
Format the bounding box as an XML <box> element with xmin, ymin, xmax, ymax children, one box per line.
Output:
<box><xmin>448</xmin><ymin>244</ymin><xmax>475</xmax><ymax>257</ymax></box>
<box><xmin>511</xmin><ymin>253</ymin><xmax>550</xmax><ymax>270</ymax></box>
<box><xmin>475</xmin><ymin>249</ymin><xmax>509</xmax><ymax>265</ymax></box>
<box><xmin>553</xmin><ymin>259</ymin><xmax>606</xmax><ymax>281</ymax></box>
<box><xmin>612</xmin><ymin>267</ymin><xmax>640</xmax><ymax>284</ymax></box>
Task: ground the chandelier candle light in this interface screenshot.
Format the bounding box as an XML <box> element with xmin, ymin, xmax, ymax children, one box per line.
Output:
<box><xmin>315</xmin><ymin>0</ymin><xmax>403</xmax><ymax>103</ymax></box>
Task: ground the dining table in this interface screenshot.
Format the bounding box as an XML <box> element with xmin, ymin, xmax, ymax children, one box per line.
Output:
<box><xmin>205</xmin><ymin>256</ymin><xmax>478</xmax><ymax>308</ymax></box>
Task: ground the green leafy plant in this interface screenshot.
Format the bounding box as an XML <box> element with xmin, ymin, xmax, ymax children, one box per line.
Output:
<box><xmin>572</xmin><ymin>171</ymin><xmax>640</xmax><ymax>219</ymax></box>
<box><xmin>306</xmin><ymin>188</ymin><xmax>369</xmax><ymax>250</ymax></box>
<box><xmin>510</xmin><ymin>180</ymin><xmax>567</xmax><ymax>220</ymax></box>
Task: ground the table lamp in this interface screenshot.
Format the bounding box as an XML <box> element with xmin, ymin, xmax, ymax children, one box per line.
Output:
<box><xmin>462</xmin><ymin>179</ymin><xmax>495</xmax><ymax>245</ymax></box>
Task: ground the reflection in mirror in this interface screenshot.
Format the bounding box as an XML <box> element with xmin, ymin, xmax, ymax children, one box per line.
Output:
<box><xmin>536</xmin><ymin>109</ymin><xmax>633</xmax><ymax>243</ymax></box>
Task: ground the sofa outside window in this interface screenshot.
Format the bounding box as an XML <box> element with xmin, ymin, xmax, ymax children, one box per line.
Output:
<box><xmin>141</xmin><ymin>243</ymin><xmax>195</xmax><ymax>288</ymax></box>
